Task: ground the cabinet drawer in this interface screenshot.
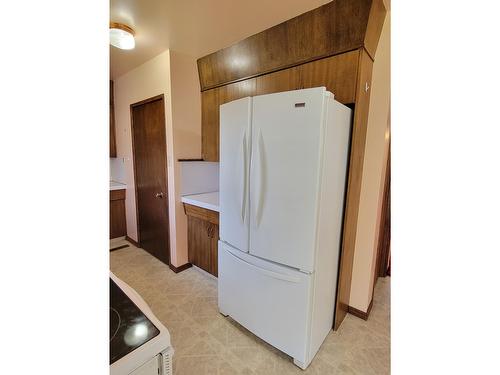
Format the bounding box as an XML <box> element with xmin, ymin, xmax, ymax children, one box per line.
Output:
<box><xmin>110</xmin><ymin>189</ymin><xmax>126</xmax><ymax>201</ymax></box>
<box><xmin>183</xmin><ymin>203</ymin><xmax>219</xmax><ymax>225</ymax></box>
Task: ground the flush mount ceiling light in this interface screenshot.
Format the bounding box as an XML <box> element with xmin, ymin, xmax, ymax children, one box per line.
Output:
<box><xmin>109</xmin><ymin>22</ymin><xmax>135</xmax><ymax>50</ymax></box>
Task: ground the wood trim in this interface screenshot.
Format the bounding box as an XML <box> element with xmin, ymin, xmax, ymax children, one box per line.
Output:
<box><xmin>110</xmin><ymin>244</ymin><xmax>129</xmax><ymax>252</ymax></box>
<box><xmin>130</xmin><ymin>94</ymin><xmax>165</xmax><ymax>109</ymax></box>
<box><xmin>178</xmin><ymin>158</ymin><xmax>204</xmax><ymax>162</ymax></box>
<box><xmin>109</xmin><ymin>22</ymin><xmax>135</xmax><ymax>36</ymax></box>
<box><xmin>363</xmin><ymin>0</ymin><xmax>387</xmax><ymax>60</ymax></box>
<box><xmin>125</xmin><ymin>235</ymin><xmax>140</xmax><ymax>248</ymax></box>
<box><xmin>348</xmin><ymin>299</ymin><xmax>373</xmax><ymax>321</ymax></box>
<box><xmin>169</xmin><ymin>262</ymin><xmax>192</xmax><ymax>273</ymax></box>
<box><xmin>376</xmin><ymin>145</ymin><xmax>391</xmax><ymax>279</ymax></box>
<box><xmin>199</xmin><ymin>48</ymin><xmax>361</xmax><ymax>92</ymax></box>
<box><xmin>183</xmin><ymin>203</ymin><xmax>219</xmax><ymax>225</ymax></box>
<box><xmin>334</xmin><ymin>47</ymin><xmax>374</xmax><ymax>331</ymax></box>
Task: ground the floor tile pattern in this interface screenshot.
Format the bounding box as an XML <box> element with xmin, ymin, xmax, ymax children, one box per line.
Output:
<box><xmin>110</xmin><ymin>240</ymin><xmax>390</xmax><ymax>374</ymax></box>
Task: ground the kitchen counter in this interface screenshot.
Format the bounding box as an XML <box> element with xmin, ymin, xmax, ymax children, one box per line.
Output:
<box><xmin>181</xmin><ymin>191</ymin><xmax>219</xmax><ymax>212</ymax></box>
<box><xmin>110</xmin><ymin>181</ymin><xmax>127</xmax><ymax>191</ymax></box>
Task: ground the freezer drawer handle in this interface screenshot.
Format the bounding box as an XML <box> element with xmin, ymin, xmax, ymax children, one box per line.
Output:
<box><xmin>225</xmin><ymin>248</ymin><xmax>301</xmax><ymax>283</ymax></box>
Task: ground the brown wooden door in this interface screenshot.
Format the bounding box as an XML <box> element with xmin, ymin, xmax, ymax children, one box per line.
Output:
<box><xmin>131</xmin><ymin>95</ymin><xmax>170</xmax><ymax>265</ymax></box>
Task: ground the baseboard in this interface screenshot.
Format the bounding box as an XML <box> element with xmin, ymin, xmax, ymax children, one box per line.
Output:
<box><xmin>110</xmin><ymin>244</ymin><xmax>130</xmax><ymax>252</ymax></box>
<box><xmin>169</xmin><ymin>262</ymin><xmax>192</xmax><ymax>273</ymax></box>
<box><xmin>348</xmin><ymin>298</ymin><xmax>373</xmax><ymax>321</ymax></box>
<box><xmin>125</xmin><ymin>235</ymin><xmax>140</xmax><ymax>248</ymax></box>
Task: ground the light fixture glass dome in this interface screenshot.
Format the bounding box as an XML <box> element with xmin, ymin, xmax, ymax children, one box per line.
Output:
<box><xmin>109</xmin><ymin>22</ymin><xmax>135</xmax><ymax>50</ymax></box>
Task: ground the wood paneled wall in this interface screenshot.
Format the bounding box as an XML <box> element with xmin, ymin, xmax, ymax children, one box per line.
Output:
<box><xmin>335</xmin><ymin>48</ymin><xmax>374</xmax><ymax>329</ymax></box>
<box><xmin>201</xmin><ymin>50</ymin><xmax>359</xmax><ymax>161</ymax></box>
<box><xmin>196</xmin><ymin>0</ymin><xmax>386</xmax><ymax>330</ymax></box>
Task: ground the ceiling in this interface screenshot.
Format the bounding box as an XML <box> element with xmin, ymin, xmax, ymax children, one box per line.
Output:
<box><xmin>110</xmin><ymin>0</ymin><xmax>331</xmax><ymax>79</ymax></box>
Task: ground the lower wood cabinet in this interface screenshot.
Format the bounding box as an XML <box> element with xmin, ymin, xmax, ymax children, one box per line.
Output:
<box><xmin>184</xmin><ymin>203</ymin><xmax>219</xmax><ymax>277</ymax></box>
<box><xmin>110</xmin><ymin>189</ymin><xmax>126</xmax><ymax>239</ymax></box>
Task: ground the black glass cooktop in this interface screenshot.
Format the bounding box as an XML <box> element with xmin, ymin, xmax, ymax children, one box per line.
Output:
<box><xmin>110</xmin><ymin>278</ymin><xmax>160</xmax><ymax>364</ymax></box>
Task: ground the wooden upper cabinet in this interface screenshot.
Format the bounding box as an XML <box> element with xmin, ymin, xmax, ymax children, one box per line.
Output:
<box><xmin>200</xmin><ymin>52</ymin><xmax>359</xmax><ymax>160</ymax></box>
<box><xmin>255</xmin><ymin>66</ymin><xmax>301</xmax><ymax>96</ymax></box>
<box><xmin>201</xmin><ymin>89</ymin><xmax>219</xmax><ymax>161</ymax></box>
<box><xmin>218</xmin><ymin>78</ymin><xmax>256</xmax><ymax>105</ymax></box>
<box><xmin>110</xmin><ymin>80</ymin><xmax>117</xmax><ymax>157</ymax></box>
<box><xmin>197</xmin><ymin>0</ymin><xmax>386</xmax><ymax>90</ymax></box>
<box><xmin>202</xmin><ymin>79</ymin><xmax>256</xmax><ymax>161</ymax></box>
<box><xmin>300</xmin><ymin>50</ymin><xmax>359</xmax><ymax>104</ymax></box>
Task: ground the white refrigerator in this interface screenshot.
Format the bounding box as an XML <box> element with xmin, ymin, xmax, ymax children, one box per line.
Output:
<box><xmin>218</xmin><ymin>87</ymin><xmax>352</xmax><ymax>369</ymax></box>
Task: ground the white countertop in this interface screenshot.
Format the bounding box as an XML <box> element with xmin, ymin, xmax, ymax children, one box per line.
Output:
<box><xmin>181</xmin><ymin>191</ymin><xmax>219</xmax><ymax>212</ymax></box>
<box><xmin>110</xmin><ymin>181</ymin><xmax>127</xmax><ymax>191</ymax></box>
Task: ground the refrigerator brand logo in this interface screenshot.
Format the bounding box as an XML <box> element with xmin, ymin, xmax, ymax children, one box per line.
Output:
<box><xmin>294</xmin><ymin>102</ymin><xmax>306</xmax><ymax>108</ymax></box>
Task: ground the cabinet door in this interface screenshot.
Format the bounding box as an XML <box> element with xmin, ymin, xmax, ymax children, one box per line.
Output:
<box><xmin>201</xmin><ymin>79</ymin><xmax>256</xmax><ymax>162</ymax></box>
<box><xmin>187</xmin><ymin>216</ymin><xmax>211</xmax><ymax>273</ymax></box>
<box><xmin>299</xmin><ymin>51</ymin><xmax>358</xmax><ymax>104</ymax></box>
<box><xmin>110</xmin><ymin>190</ymin><xmax>126</xmax><ymax>239</ymax></box>
<box><xmin>201</xmin><ymin>89</ymin><xmax>219</xmax><ymax>161</ymax></box>
<box><xmin>255</xmin><ymin>66</ymin><xmax>301</xmax><ymax>96</ymax></box>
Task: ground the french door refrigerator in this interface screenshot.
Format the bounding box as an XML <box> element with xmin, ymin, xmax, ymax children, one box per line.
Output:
<box><xmin>218</xmin><ymin>87</ymin><xmax>352</xmax><ymax>369</ymax></box>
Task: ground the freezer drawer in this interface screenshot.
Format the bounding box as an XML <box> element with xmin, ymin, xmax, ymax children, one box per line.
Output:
<box><xmin>218</xmin><ymin>242</ymin><xmax>312</xmax><ymax>364</ymax></box>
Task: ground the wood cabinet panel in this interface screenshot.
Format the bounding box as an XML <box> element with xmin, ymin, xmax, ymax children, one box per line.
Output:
<box><xmin>209</xmin><ymin>225</ymin><xmax>219</xmax><ymax>276</ymax></box>
<box><xmin>110</xmin><ymin>80</ymin><xmax>117</xmax><ymax>157</ymax></box>
<box><xmin>110</xmin><ymin>189</ymin><xmax>126</xmax><ymax>239</ymax></box>
<box><xmin>197</xmin><ymin>0</ymin><xmax>377</xmax><ymax>90</ymax></box>
<box><xmin>110</xmin><ymin>189</ymin><xmax>126</xmax><ymax>201</ymax></box>
<box><xmin>184</xmin><ymin>203</ymin><xmax>219</xmax><ymax>277</ymax></box>
<box><xmin>184</xmin><ymin>203</ymin><xmax>219</xmax><ymax>225</ymax></box>
<box><xmin>364</xmin><ymin>0</ymin><xmax>386</xmax><ymax>60</ymax></box>
<box><xmin>201</xmin><ymin>89</ymin><xmax>219</xmax><ymax>161</ymax></box>
<box><xmin>202</xmin><ymin>79</ymin><xmax>256</xmax><ymax>161</ymax></box>
<box><xmin>334</xmin><ymin>48</ymin><xmax>374</xmax><ymax>330</ymax></box>
<box><xmin>300</xmin><ymin>50</ymin><xmax>359</xmax><ymax>104</ymax></box>
<box><xmin>218</xmin><ymin>78</ymin><xmax>256</xmax><ymax>106</ymax></box>
<box><xmin>255</xmin><ymin>66</ymin><xmax>301</xmax><ymax>96</ymax></box>
<box><xmin>200</xmin><ymin>53</ymin><xmax>359</xmax><ymax>160</ymax></box>
<box><xmin>187</xmin><ymin>216</ymin><xmax>212</xmax><ymax>273</ymax></box>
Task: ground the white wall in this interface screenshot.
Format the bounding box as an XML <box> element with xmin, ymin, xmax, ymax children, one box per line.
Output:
<box><xmin>169</xmin><ymin>50</ymin><xmax>202</xmax><ymax>266</ymax></box>
<box><xmin>180</xmin><ymin>161</ymin><xmax>219</xmax><ymax>196</ymax></box>
<box><xmin>113</xmin><ymin>49</ymin><xmax>202</xmax><ymax>267</ymax></box>
<box><xmin>109</xmin><ymin>157</ymin><xmax>126</xmax><ymax>183</ymax></box>
<box><xmin>349</xmin><ymin>10</ymin><xmax>391</xmax><ymax>312</ymax></box>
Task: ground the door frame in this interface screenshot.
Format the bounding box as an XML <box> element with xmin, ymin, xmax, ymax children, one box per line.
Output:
<box><xmin>129</xmin><ymin>94</ymin><xmax>171</xmax><ymax>265</ymax></box>
<box><xmin>375</xmin><ymin>146</ymin><xmax>390</xmax><ymax>280</ymax></box>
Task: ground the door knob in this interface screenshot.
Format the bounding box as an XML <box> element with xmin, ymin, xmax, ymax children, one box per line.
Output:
<box><xmin>155</xmin><ymin>192</ymin><xmax>164</xmax><ymax>198</ymax></box>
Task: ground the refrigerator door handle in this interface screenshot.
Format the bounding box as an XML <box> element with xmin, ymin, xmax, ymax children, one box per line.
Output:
<box><xmin>225</xmin><ymin>246</ymin><xmax>301</xmax><ymax>283</ymax></box>
<box><xmin>254</xmin><ymin>130</ymin><xmax>265</xmax><ymax>226</ymax></box>
<box><xmin>241</xmin><ymin>131</ymin><xmax>247</xmax><ymax>223</ymax></box>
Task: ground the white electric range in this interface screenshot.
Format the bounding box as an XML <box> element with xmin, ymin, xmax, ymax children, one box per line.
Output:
<box><xmin>110</xmin><ymin>272</ymin><xmax>173</xmax><ymax>375</ymax></box>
